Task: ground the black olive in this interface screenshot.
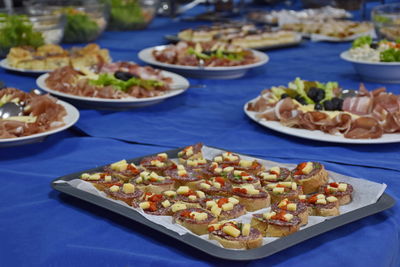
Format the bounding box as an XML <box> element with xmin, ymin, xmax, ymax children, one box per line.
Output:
<box><xmin>370</xmin><ymin>42</ymin><xmax>379</xmax><ymax>49</ymax></box>
<box><xmin>323</xmin><ymin>100</ymin><xmax>335</xmax><ymax>111</ymax></box>
<box><xmin>331</xmin><ymin>97</ymin><xmax>344</xmax><ymax>110</ymax></box>
<box><xmin>307</xmin><ymin>87</ymin><xmax>318</xmax><ymax>99</ymax></box>
<box><xmin>295</xmin><ymin>95</ymin><xmax>307</xmax><ymax>105</ymax></box>
<box><xmin>315</xmin><ymin>89</ymin><xmax>325</xmax><ymax>103</ymax></box>
<box><xmin>202</xmin><ymin>50</ymin><xmax>213</xmax><ymax>56</ymax></box>
<box><xmin>114</xmin><ymin>71</ymin><xmax>137</xmax><ymax>81</ymax></box>
<box><xmin>280</xmin><ymin>93</ymin><xmax>289</xmax><ymax>99</ymax></box>
<box><xmin>315</xmin><ymin>103</ymin><xmax>323</xmax><ymax>110</ymax></box>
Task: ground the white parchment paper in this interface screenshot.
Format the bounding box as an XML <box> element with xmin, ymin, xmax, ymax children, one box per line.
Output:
<box><xmin>55</xmin><ymin>145</ymin><xmax>387</xmax><ymax>249</ymax></box>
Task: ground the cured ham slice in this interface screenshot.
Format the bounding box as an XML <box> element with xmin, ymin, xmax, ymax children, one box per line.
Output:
<box><xmin>344</xmin><ymin>117</ymin><xmax>383</xmax><ymax>139</ymax></box>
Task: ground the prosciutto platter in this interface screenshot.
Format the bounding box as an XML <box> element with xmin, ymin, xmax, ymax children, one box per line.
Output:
<box><xmin>245</xmin><ymin>78</ymin><xmax>400</xmax><ymax>142</ymax></box>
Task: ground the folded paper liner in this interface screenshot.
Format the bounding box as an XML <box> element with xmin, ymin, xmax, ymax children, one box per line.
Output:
<box><xmin>55</xmin><ymin>145</ymin><xmax>387</xmax><ymax>250</ymax></box>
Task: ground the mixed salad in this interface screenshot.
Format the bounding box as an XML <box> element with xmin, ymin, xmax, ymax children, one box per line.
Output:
<box><xmin>348</xmin><ymin>36</ymin><xmax>400</xmax><ymax>62</ymax></box>
<box><xmin>268</xmin><ymin>78</ymin><xmax>343</xmax><ymax>111</ymax></box>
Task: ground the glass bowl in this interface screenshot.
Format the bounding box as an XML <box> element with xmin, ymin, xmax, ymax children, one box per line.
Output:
<box><xmin>372</xmin><ymin>3</ymin><xmax>400</xmax><ymax>41</ymax></box>
<box><xmin>0</xmin><ymin>9</ymin><xmax>65</xmax><ymax>57</ymax></box>
<box><xmin>26</xmin><ymin>1</ymin><xmax>108</xmax><ymax>43</ymax></box>
<box><xmin>103</xmin><ymin>0</ymin><xmax>159</xmax><ymax>31</ymax></box>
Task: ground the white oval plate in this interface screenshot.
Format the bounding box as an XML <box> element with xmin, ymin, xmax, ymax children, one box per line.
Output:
<box><xmin>138</xmin><ymin>45</ymin><xmax>269</xmax><ymax>79</ymax></box>
<box><xmin>36</xmin><ymin>70</ymin><xmax>190</xmax><ymax>109</ymax></box>
<box><xmin>340</xmin><ymin>51</ymin><xmax>400</xmax><ymax>83</ymax></box>
<box><xmin>0</xmin><ymin>59</ymin><xmax>52</xmax><ymax>74</ymax></box>
<box><xmin>0</xmin><ymin>100</ymin><xmax>79</xmax><ymax>147</ymax></box>
<box><xmin>244</xmin><ymin>96</ymin><xmax>400</xmax><ymax>144</ymax></box>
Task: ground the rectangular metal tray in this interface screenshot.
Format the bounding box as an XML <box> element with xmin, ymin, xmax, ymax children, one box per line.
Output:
<box><xmin>51</xmin><ymin>147</ymin><xmax>396</xmax><ymax>261</ymax></box>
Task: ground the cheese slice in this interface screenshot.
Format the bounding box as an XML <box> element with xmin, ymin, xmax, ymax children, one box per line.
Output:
<box><xmin>139</xmin><ymin>202</ymin><xmax>150</xmax><ymax>209</ymax></box>
<box><xmin>222</xmin><ymin>225</ymin><xmax>240</xmax><ymax>237</ymax></box>
<box><xmin>221</xmin><ymin>202</ymin><xmax>233</xmax><ymax>211</ymax></box>
<box><xmin>177</xmin><ymin>186</ymin><xmax>189</xmax><ymax>194</ymax></box>
<box><xmin>161</xmin><ymin>200</ymin><xmax>171</xmax><ymax>208</ymax></box>
<box><xmin>241</xmin><ymin>223</ymin><xmax>251</xmax><ymax>236</ymax></box>
<box><xmin>211</xmin><ymin>205</ymin><xmax>222</xmax><ymax>217</ymax></box>
<box><xmin>110</xmin><ymin>159</ymin><xmax>128</xmax><ymax>171</ymax></box>
<box><xmin>122</xmin><ymin>183</ymin><xmax>135</xmax><ymax>194</ymax></box>
<box><xmin>109</xmin><ymin>185</ymin><xmax>120</xmax><ymax>192</ymax></box>
<box><xmin>171</xmin><ymin>203</ymin><xmax>186</xmax><ymax>213</ymax></box>
<box><xmin>302</xmin><ymin>162</ymin><xmax>313</xmax><ymax>175</ymax></box>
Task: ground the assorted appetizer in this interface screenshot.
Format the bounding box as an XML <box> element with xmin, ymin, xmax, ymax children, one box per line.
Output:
<box><xmin>177</xmin><ymin>22</ymin><xmax>299</xmax><ymax>49</ymax></box>
<box><xmin>251</xmin><ymin>210</ymin><xmax>302</xmax><ymax>237</ymax></box>
<box><xmin>152</xmin><ymin>41</ymin><xmax>260</xmax><ymax>67</ymax></box>
<box><xmin>247</xmin><ymin>78</ymin><xmax>400</xmax><ymax>139</ymax></box>
<box><xmin>281</xmin><ymin>20</ymin><xmax>373</xmax><ymax>40</ymax></box>
<box><xmin>6</xmin><ymin>43</ymin><xmax>110</xmax><ymax>71</ymax></box>
<box><xmin>173</xmin><ymin>207</ymin><xmax>218</xmax><ymax>235</ymax></box>
<box><xmin>45</xmin><ymin>62</ymin><xmax>174</xmax><ymax>99</ymax></box>
<box><xmin>291</xmin><ymin>162</ymin><xmax>328</xmax><ymax>194</ymax></box>
<box><xmin>78</xmin><ymin>144</ymin><xmax>356</xmax><ymax>250</ymax></box>
<box><xmin>208</xmin><ymin>221</ymin><xmax>263</xmax><ymax>249</ymax></box>
<box><xmin>319</xmin><ymin>182</ymin><xmax>353</xmax><ymax>205</ymax></box>
<box><xmin>347</xmin><ymin>36</ymin><xmax>400</xmax><ymax>62</ymax></box>
<box><xmin>0</xmin><ymin>88</ymin><xmax>66</xmax><ymax>139</ymax></box>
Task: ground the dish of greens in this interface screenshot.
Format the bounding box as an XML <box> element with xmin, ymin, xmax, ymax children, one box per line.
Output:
<box><xmin>347</xmin><ymin>36</ymin><xmax>400</xmax><ymax>62</ymax></box>
<box><xmin>104</xmin><ymin>0</ymin><xmax>152</xmax><ymax>30</ymax></box>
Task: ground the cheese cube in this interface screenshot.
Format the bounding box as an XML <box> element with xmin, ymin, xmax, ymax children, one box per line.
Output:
<box><xmin>287</xmin><ymin>203</ymin><xmax>297</xmax><ymax>211</ymax></box>
<box><xmin>228</xmin><ymin>197</ymin><xmax>239</xmax><ymax>205</ymax></box>
<box><xmin>140</xmin><ymin>171</ymin><xmax>149</xmax><ymax>178</ymax></box>
<box><xmin>188</xmin><ymin>195</ymin><xmax>197</xmax><ymax>201</ymax></box>
<box><xmin>187</xmin><ymin>160</ymin><xmax>196</xmax><ymax>166</ymax></box>
<box><xmin>196</xmin><ymin>191</ymin><xmax>205</xmax><ymax>199</ymax></box>
<box><xmin>267</xmin><ymin>183</ymin><xmax>277</xmax><ymax>189</ymax></box>
<box><xmin>171</xmin><ymin>203</ymin><xmax>186</xmax><ymax>213</ymax></box>
<box><xmin>80</xmin><ymin>173</ymin><xmax>90</xmax><ymax>179</ymax></box>
<box><xmin>200</xmin><ymin>183</ymin><xmax>211</xmax><ymax>190</ymax></box>
<box><xmin>214</xmin><ymin>168</ymin><xmax>222</xmax><ymax>174</ymax></box>
<box><xmin>302</xmin><ymin>162</ymin><xmax>313</xmax><ymax>175</ymax></box>
<box><xmin>338</xmin><ymin>183</ymin><xmax>348</xmax><ymax>192</ymax></box>
<box><xmin>161</xmin><ymin>200</ymin><xmax>171</xmax><ymax>208</ymax></box>
<box><xmin>88</xmin><ymin>173</ymin><xmax>101</xmax><ymax>181</ymax></box>
<box><xmin>229</xmin><ymin>156</ymin><xmax>239</xmax><ymax>161</ymax></box>
<box><xmin>157</xmin><ymin>153</ymin><xmax>168</xmax><ymax>159</ymax></box>
<box><xmin>241</xmin><ymin>223</ymin><xmax>251</xmax><ymax>236</ymax></box>
<box><xmin>135</xmin><ymin>177</ymin><xmax>143</xmax><ymax>184</ymax></box>
<box><xmin>316</xmin><ymin>199</ymin><xmax>327</xmax><ymax>205</ymax></box>
<box><xmin>273</xmin><ymin>187</ymin><xmax>285</xmax><ymax>194</ymax></box>
<box><xmin>279</xmin><ymin>182</ymin><xmax>292</xmax><ymax>188</ymax></box>
<box><xmin>206</xmin><ymin>200</ymin><xmax>217</xmax><ymax>208</ymax></box>
<box><xmin>270</xmin><ymin>166</ymin><xmax>280</xmax><ymax>174</ymax></box>
<box><xmin>164</xmin><ymin>190</ymin><xmax>176</xmax><ymax>197</ymax></box>
<box><xmin>211</xmin><ymin>206</ymin><xmax>222</xmax><ymax>217</ymax></box>
<box><xmin>239</xmin><ymin>160</ymin><xmax>252</xmax><ymax>168</ymax></box>
<box><xmin>263</xmin><ymin>212</ymin><xmax>276</xmax><ymax>220</ymax></box>
<box><xmin>155</xmin><ymin>161</ymin><xmax>165</xmax><ymax>168</ymax></box>
<box><xmin>110</xmin><ymin>160</ymin><xmax>128</xmax><ymax>171</ymax></box>
<box><xmin>139</xmin><ymin>202</ymin><xmax>150</xmax><ymax>209</ymax></box>
<box><xmin>328</xmin><ymin>186</ymin><xmax>338</xmax><ymax>192</ymax></box>
<box><xmin>214</xmin><ymin>156</ymin><xmax>223</xmax><ymax>163</ymax></box>
<box><xmin>186</xmin><ymin>147</ymin><xmax>194</xmax><ymax>156</ymax></box>
<box><xmin>233</xmin><ymin>170</ymin><xmax>242</xmax><ymax>176</ymax></box>
<box><xmin>291</xmin><ymin>183</ymin><xmax>298</xmax><ymax>191</ymax></box>
<box><xmin>326</xmin><ymin>196</ymin><xmax>338</xmax><ymax>203</ymax></box>
<box><xmin>104</xmin><ymin>175</ymin><xmax>112</xmax><ymax>182</ymax></box>
<box><xmin>122</xmin><ymin>183</ymin><xmax>135</xmax><ymax>194</ymax></box>
<box><xmin>278</xmin><ymin>199</ymin><xmax>288</xmax><ymax>208</ymax></box>
<box><xmin>177</xmin><ymin>165</ymin><xmax>185</xmax><ymax>171</ymax></box>
<box><xmin>222</xmin><ymin>225</ymin><xmax>240</xmax><ymax>237</ymax></box>
<box><xmin>177</xmin><ymin>186</ymin><xmax>189</xmax><ymax>194</ymax></box>
<box><xmin>247</xmin><ymin>188</ymin><xmax>260</xmax><ymax>195</ymax></box>
<box><xmin>316</xmin><ymin>194</ymin><xmax>325</xmax><ymax>199</ymax></box>
<box><xmin>192</xmin><ymin>212</ymin><xmax>208</xmax><ymax>221</ymax></box>
<box><xmin>150</xmin><ymin>172</ymin><xmax>159</xmax><ymax>179</ymax></box>
<box><xmin>223</xmin><ymin>167</ymin><xmax>234</xmax><ymax>172</ymax></box>
<box><xmin>283</xmin><ymin>213</ymin><xmax>294</xmax><ymax>222</ymax></box>
<box><xmin>109</xmin><ymin>185</ymin><xmax>120</xmax><ymax>192</ymax></box>
<box><xmin>213</xmin><ymin>182</ymin><xmax>221</xmax><ymax>189</ymax></box>
<box><xmin>198</xmin><ymin>158</ymin><xmax>206</xmax><ymax>164</ymax></box>
<box><xmin>177</xmin><ymin>170</ymin><xmax>187</xmax><ymax>176</ymax></box>
<box><xmin>298</xmin><ymin>195</ymin><xmax>306</xmax><ymax>200</ymax></box>
<box><xmin>222</xmin><ymin>203</ymin><xmax>234</xmax><ymax>211</ymax></box>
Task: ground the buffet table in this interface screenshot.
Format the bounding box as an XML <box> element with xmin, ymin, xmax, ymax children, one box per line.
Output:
<box><xmin>0</xmin><ymin>3</ymin><xmax>399</xmax><ymax>267</ymax></box>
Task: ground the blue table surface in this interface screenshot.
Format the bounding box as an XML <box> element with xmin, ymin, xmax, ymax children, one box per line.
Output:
<box><xmin>1</xmin><ymin>1</ymin><xmax>399</xmax><ymax>267</ymax></box>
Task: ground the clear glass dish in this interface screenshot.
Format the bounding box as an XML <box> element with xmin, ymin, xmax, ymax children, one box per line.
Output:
<box><xmin>372</xmin><ymin>3</ymin><xmax>400</xmax><ymax>41</ymax></box>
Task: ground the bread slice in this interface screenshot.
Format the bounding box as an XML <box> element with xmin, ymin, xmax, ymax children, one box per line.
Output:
<box><xmin>174</xmin><ymin>215</ymin><xmax>217</xmax><ymax>235</ymax></box>
<box><xmin>294</xmin><ymin>166</ymin><xmax>329</xmax><ymax>194</ymax></box>
<box><xmin>209</xmin><ymin>233</ymin><xmax>262</xmax><ymax>249</ymax></box>
<box><xmin>265</xmin><ymin>223</ymin><xmax>300</xmax><ymax>237</ymax></box>
<box><xmin>136</xmin><ymin>183</ymin><xmax>175</xmax><ymax>194</ymax></box>
<box><xmin>250</xmin><ymin>217</ymin><xmax>269</xmax><ymax>236</ymax></box>
<box><xmin>236</xmin><ymin>195</ymin><xmax>270</xmax><ymax>212</ymax></box>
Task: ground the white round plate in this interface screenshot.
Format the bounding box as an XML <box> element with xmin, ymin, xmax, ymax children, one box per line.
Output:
<box><xmin>0</xmin><ymin>100</ymin><xmax>79</xmax><ymax>147</ymax></box>
<box><xmin>36</xmin><ymin>71</ymin><xmax>190</xmax><ymax>109</ymax></box>
<box><xmin>0</xmin><ymin>59</ymin><xmax>52</xmax><ymax>74</ymax></box>
<box><xmin>340</xmin><ymin>51</ymin><xmax>400</xmax><ymax>83</ymax></box>
<box><xmin>138</xmin><ymin>45</ymin><xmax>269</xmax><ymax>79</ymax></box>
<box><xmin>244</xmin><ymin>96</ymin><xmax>400</xmax><ymax>144</ymax></box>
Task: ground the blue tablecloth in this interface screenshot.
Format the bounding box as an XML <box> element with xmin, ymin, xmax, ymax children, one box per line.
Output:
<box><xmin>1</xmin><ymin>1</ymin><xmax>399</xmax><ymax>266</ymax></box>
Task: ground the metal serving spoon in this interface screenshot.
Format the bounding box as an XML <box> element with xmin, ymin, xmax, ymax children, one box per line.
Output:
<box><xmin>0</xmin><ymin>102</ymin><xmax>24</xmax><ymax>119</ymax></box>
<box><xmin>341</xmin><ymin>89</ymin><xmax>358</xmax><ymax>99</ymax></box>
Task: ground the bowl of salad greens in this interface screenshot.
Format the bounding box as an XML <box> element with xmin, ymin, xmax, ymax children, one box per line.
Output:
<box><xmin>27</xmin><ymin>1</ymin><xmax>108</xmax><ymax>43</ymax></box>
<box><xmin>102</xmin><ymin>0</ymin><xmax>158</xmax><ymax>31</ymax></box>
<box><xmin>341</xmin><ymin>36</ymin><xmax>400</xmax><ymax>83</ymax></box>
<box><xmin>0</xmin><ymin>10</ymin><xmax>64</xmax><ymax>57</ymax></box>
<box><xmin>372</xmin><ymin>3</ymin><xmax>400</xmax><ymax>42</ymax></box>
